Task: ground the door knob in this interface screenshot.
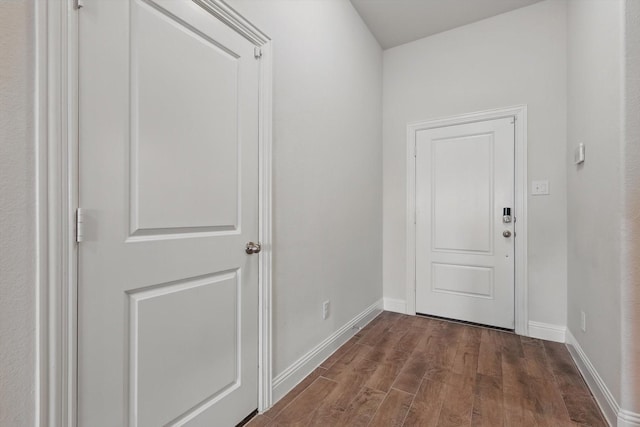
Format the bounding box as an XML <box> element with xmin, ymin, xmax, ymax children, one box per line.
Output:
<box><xmin>245</xmin><ymin>242</ymin><xmax>262</xmax><ymax>254</ymax></box>
<box><xmin>503</xmin><ymin>230</ymin><xmax>512</xmax><ymax>238</ymax></box>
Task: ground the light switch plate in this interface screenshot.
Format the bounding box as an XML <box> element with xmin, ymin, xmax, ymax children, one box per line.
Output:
<box><xmin>531</xmin><ymin>180</ymin><xmax>549</xmax><ymax>195</ymax></box>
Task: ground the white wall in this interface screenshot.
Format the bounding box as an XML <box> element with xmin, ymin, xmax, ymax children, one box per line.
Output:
<box><xmin>228</xmin><ymin>0</ymin><xmax>383</xmax><ymax>377</ymax></box>
<box><xmin>566</xmin><ymin>1</ymin><xmax>640</xmax><ymax>421</ymax></box>
<box><xmin>621</xmin><ymin>0</ymin><xmax>640</xmax><ymax>416</ymax></box>
<box><xmin>566</xmin><ymin>0</ymin><xmax>623</xmax><ymax>407</ymax></box>
<box><xmin>382</xmin><ymin>0</ymin><xmax>568</xmax><ymax>327</ymax></box>
<box><xmin>0</xmin><ymin>1</ymin><xmax>37</xmax><ymax>425</ymax></box>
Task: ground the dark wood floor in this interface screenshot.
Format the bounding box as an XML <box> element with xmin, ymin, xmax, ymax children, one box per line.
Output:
<box><xmin>247</xmin><ymin>311</ymin><xmax>606</xmax><ymax>427</ymax></box>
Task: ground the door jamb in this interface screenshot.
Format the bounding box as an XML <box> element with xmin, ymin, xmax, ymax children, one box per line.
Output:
<box><xmin>405</xmin><ymin>106</ymin><xmax>528</xmax><ymax>336</ymax></box>
<box><xmin>37</xmin><ymin>2</ymin><xmax>274</xmax><ymax>425</ymax></box>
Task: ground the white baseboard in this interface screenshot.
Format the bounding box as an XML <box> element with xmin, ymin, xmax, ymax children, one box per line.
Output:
<box><xmin>565</xmin><ymin>329</ymin><xmax>640</xmax><ymax>427</ymax></box>
<box><xmin>383</xmin><ymin>297</ymin><xmax>406</xmax><ymax>314</ymax></box>
<box><xmin>527</xmin><ymin>321</ymin><xmax>566</xmax><ymax>343</ymax></box>
<box><xmin>565</xmin><ymin>329</ymin><xmax>618</xmax><ymax>425</ymax></box>
<box><xmin>271</xmin><ymin>299</ymin><xmax>383</xmax><ymax>404</ymax></box>
<box><xmin>618</xmin><ymin>410</ymin><xmax>640</xmax><ymax>427</ymax></box>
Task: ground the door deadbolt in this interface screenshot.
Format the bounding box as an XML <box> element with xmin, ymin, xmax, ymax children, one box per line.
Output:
<box><xmin>245</xmin><ymin>242</ymin><xmax>262</xmax><ymax>254</ymax></box>
<box><xmin>503</xmin><ymin>230</ymin><xmax>512</xmax><ymax>238</ymax></box>
<box><xmin>503</xmin><ymin>207</ymin><xmax>512</xmax><ymax>223</ymax></box>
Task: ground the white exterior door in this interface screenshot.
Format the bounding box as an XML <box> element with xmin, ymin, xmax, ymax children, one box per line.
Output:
<box><xmin>78</xmin><ymin>1</ymin><xmax>260</xmax><ymax>426</ymax></box>
<box><xmin>415</xmin><ymin>117</ymin><xmax>515</xmax><ymax>329</ymax></box>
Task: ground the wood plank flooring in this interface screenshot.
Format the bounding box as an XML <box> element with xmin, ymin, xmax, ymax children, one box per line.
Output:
<box><xmin>247</xmin><ymin>312</ymin><xmax>606</xmax><ymax>427</ymax></box>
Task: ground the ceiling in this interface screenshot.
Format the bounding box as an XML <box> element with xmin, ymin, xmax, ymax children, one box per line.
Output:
<box><xmin>349</xmin><ymin>0</ymin><xmax>545</xmax><ymax>49</ymax></box>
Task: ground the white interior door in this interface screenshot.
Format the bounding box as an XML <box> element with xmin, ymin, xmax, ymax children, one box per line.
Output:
<box><xmin>78</xmin><ymin>1</ymin><xmax>260</xmax><ymax>426</ymax></box>
<box><xmin>415</xmin><ymin>117</ymin><xmax>515</xmax><ymax>329</ymax></box>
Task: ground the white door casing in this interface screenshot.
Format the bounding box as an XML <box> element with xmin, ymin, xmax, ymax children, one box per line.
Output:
<box><xmin>406</xmin><ymin>106</ymin><xmax>528</xmax><ymax>335</ymax></box>
<box><xmin>77</xmin><ymin>1</ymin><xmax>271</xmax><ymax>426</ymax></box>
<box><xmin>415</xmin><ymin>118</ymin><xmax>515</xmax><ymax>329</ymax></box>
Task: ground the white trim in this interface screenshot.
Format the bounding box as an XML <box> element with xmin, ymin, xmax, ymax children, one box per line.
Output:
<box><xmin>405</xmin><ymin>105</ymin><xmax>528</xmax><ymax>335</ymax></box>
<box><xmin>271</xmin><ymin>300</ymin><xmax>383</xmax><ymax>404</ymax></box>
<box><xmin>527</xmin><ymin>321</ymin><xmax>566</xmax><ymax>343</ymax></box>
<box><xmin>40</xmin><ymin>1</ymin><xmax>273</xmax><ymax>424</ymax></box>
<box><xmin>566</xmin><ymin>329</ymin><xmax>619</xmax><ymax>426</ymax></box>
<box><xmin>39</xmin><ymin>0</ymin><xmax>79</xmax><ymax>426</ymax></box>
<box><xmin>566</xmin><ymin>330</ymin><xmax>640</xmax><ymax>427</ymax></box>
<box><xmin>619</xmin><ymin>410</ymin><xmax>640</xmax><ymax>427</ymax></box>
<box><xmin>383</xmin><ymin>298</ymin><xmax>407</xmax><ymax>314</ymax></box>
<box><xmin>257</xmin><ymin>39</ymin><xmax>274</xmax><ymax>412</ymax></box>
<box><xmin>192</xmin><ymin>0</ymin><xmax>270</xmax><ymax>46</ymax></box>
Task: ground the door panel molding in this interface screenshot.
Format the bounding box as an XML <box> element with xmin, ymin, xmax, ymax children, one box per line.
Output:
<box><xmin>406</xmin><ymin>105</ymin><xmax>528</xmax><ymax>335</ymax></box>
<box><xmin>127</xmin><ymin>269</ymin><xmax>242</xmax><ymax>426</ymax></box>
<box><xmin>38</xmin><ymin>1</ymin><xmax>273</xmax><ymax>425</ymax></box>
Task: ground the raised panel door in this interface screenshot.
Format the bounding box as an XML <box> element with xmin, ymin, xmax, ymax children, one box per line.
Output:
<box><xmin>415</xmin><ymin>117</ymin><xmax>515</xmax><ymax>329</ymax></box>
<box><xmin>78</xmin><ymin>1</ymin><xmax>260</xmax><ymax>425</ymax></box>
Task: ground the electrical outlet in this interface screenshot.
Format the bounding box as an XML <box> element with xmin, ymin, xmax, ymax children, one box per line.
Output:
<box><xmin>581</xmin><ymin>311</ymin><xmax>586</xmax><ymax>332</ymax></box>
<box><xmin>323</xmin><ymin>301</ymin><xmax>330</xmax><ymax>320</ymax></box>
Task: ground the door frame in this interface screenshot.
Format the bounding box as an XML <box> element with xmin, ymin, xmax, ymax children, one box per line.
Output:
<box><xmin>36</xmin><ymin>1</ymin><xmax>273</xmax><ymax>426</ymax></box>
<box><xmin>405</xmin><ymin>106</ymin><xmax>528</xmax><ymax>336</ymax></box>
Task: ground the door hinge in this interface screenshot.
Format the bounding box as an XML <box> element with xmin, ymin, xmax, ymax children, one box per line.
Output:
<box><xmin>254</xmin><ymin>47</ymin><xmax>262</xmax><ymax>59</ymax></box>
<box><xmin>73</xmin><ymin>0</ymin><xmax>84</xmax><ymax>10</ymax></box>
<box><xmin>76</xmin><ymin>208</ymin><xmax>85</xmax><ymax>243</ymax></box>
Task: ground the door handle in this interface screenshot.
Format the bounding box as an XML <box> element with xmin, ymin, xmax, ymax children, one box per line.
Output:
<box><xmin>245</xmin><ymin>242</ymin><xmax>262</xmax><ymax>254</ymax></box>
<box><xmin>503</xmin><ymin>230</ymin><xmax>512</xmax><ymax>238</ymax></box>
